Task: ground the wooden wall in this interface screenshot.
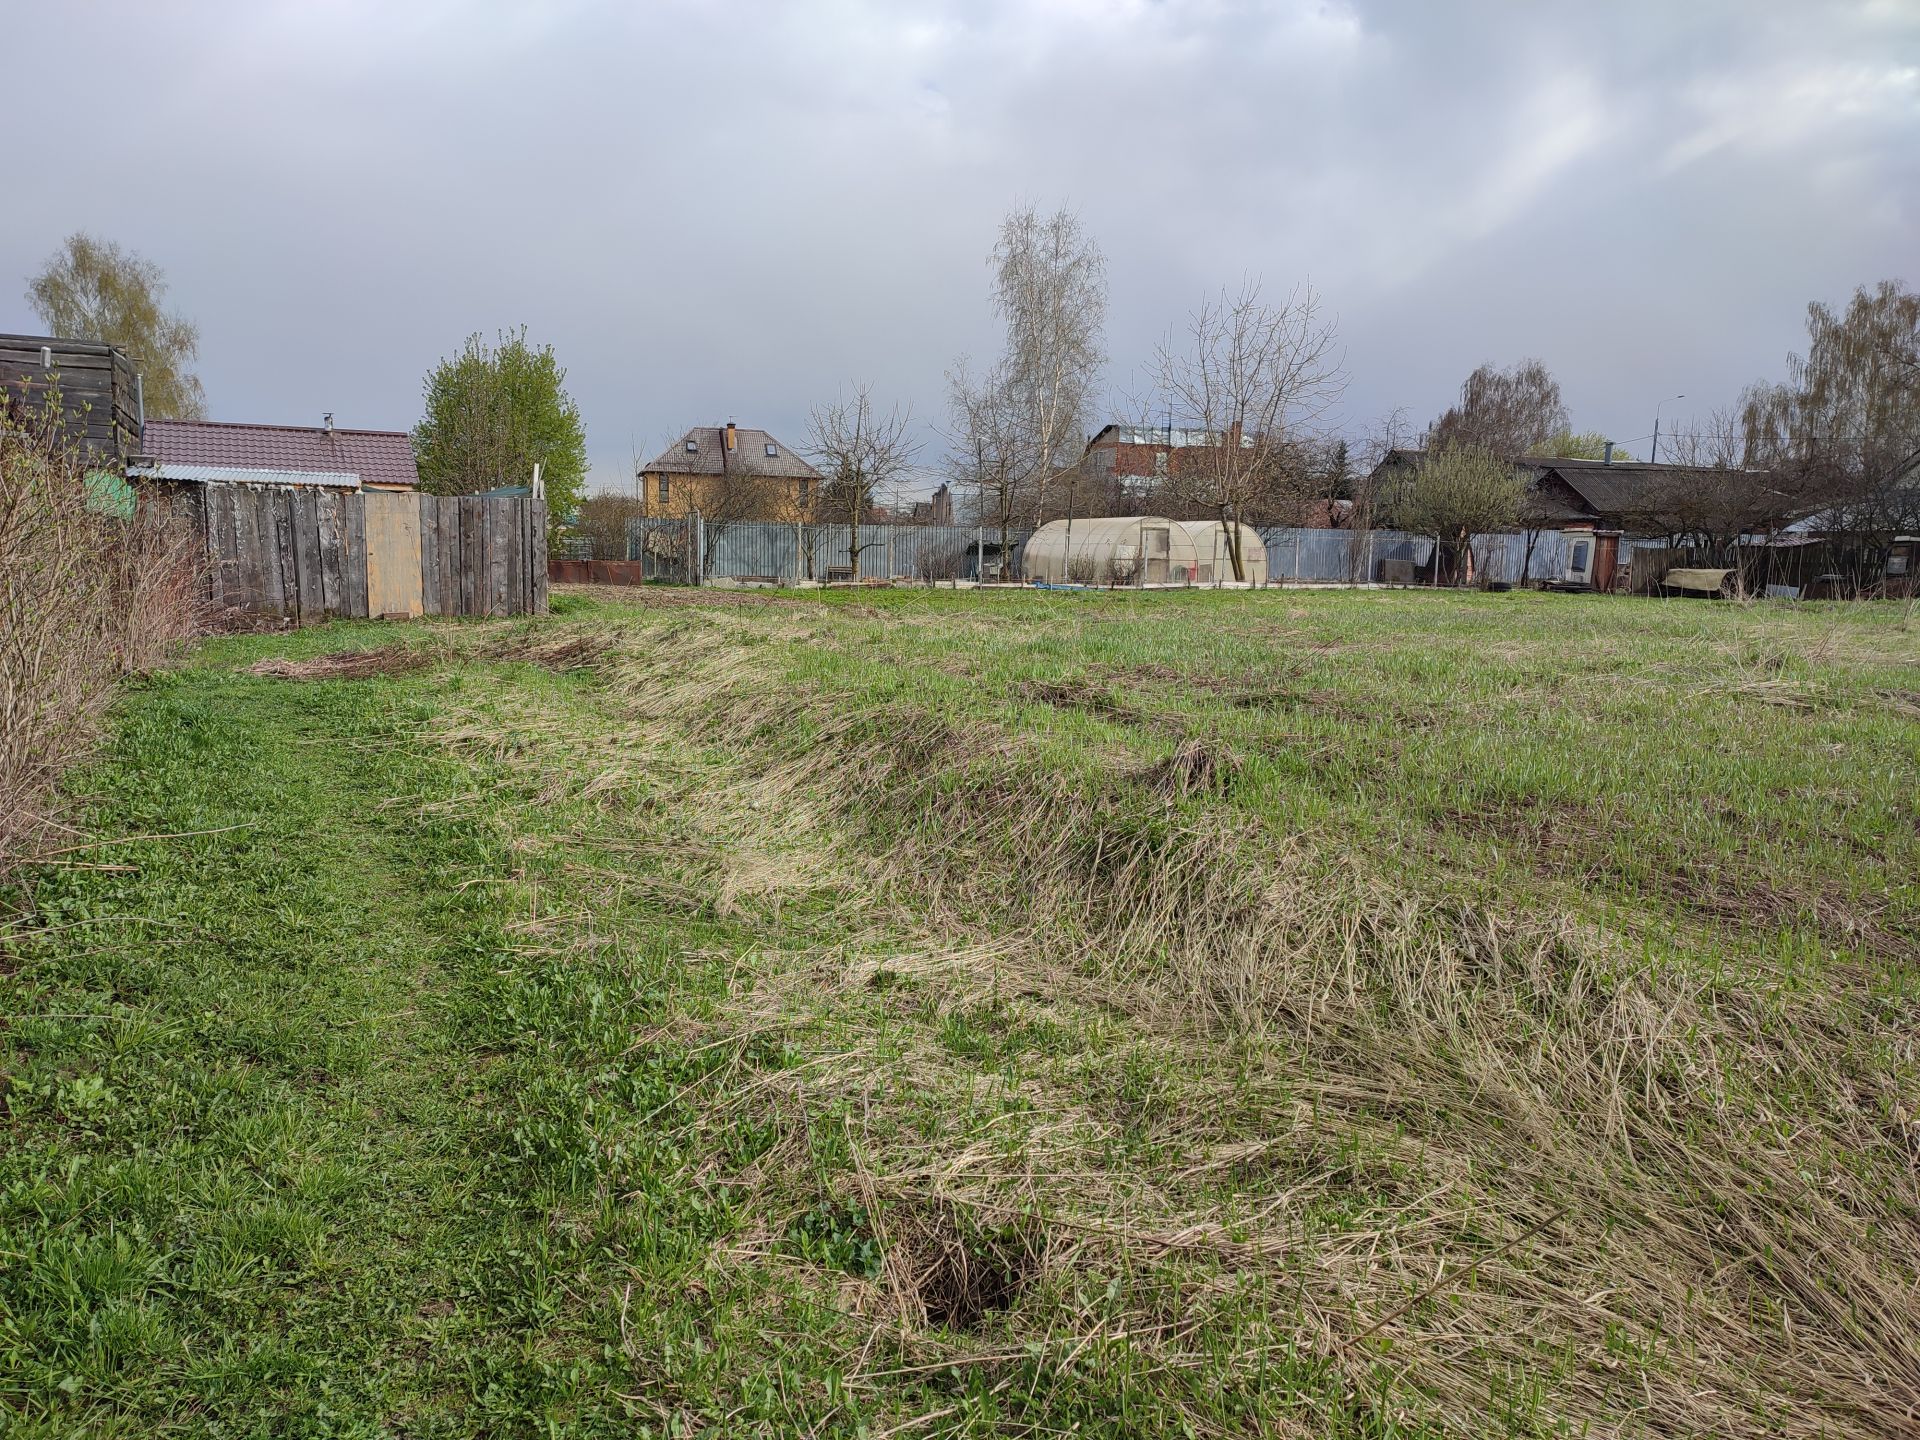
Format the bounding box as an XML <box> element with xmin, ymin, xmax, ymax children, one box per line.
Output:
<box><xmin>0</xmin><ymin>336</ymin><xmax>141</xmax><ymax>460</ymax></box>
<box><xmin>186</xmin><ymin>486</ymin><xmax>546</xmax><ymax>622</ymax></box>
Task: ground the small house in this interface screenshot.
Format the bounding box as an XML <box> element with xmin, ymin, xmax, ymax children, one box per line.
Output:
<box><xmin>134</xmin><ymin>417</ymin><xmax>419</xmax><ymax>492</ymax></box>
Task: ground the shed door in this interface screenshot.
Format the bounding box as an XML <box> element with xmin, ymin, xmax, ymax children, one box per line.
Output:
<box><xmin>364</xmin><ymin>491</ymin><xmax>423</xmax><ymax>617</ymax></box>
<box><xmin>1142</xmin><ymin>525</ymin><xmax>1170</xmax><ymax>584</ymax></box>
<box><xmin>1565</xmin><ymin>536</ymin><xmax>1592</xmax><ymax>583</ymax></box>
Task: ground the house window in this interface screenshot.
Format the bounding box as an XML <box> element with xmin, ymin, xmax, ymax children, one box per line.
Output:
<box><xmin>765</xmin><ymin>443</ymin><xmax>778</xmax><ymax>457</ymax></box>
<box><xmin>798</xmin><ymin>479</ymin><xmax>810</xmax><ymax>502</ymax></box>
<box><xmin>1568</xmin><ymin>539</ymin><xmax>1591</xmax><ymax>578</ymax></box>
<box><xmin>685</xmin><ymin>439</ymin><xmax>698</xmax><ymax>453</ymax></box>
<box><xmin>658</xmin><ymin>476</ymin><xmax>670</xmax><ymax>503</ymax></box>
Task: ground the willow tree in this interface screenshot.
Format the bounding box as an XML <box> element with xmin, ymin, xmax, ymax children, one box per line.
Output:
<box><xmin>1429</xmin><ymin>359</ymin><xmax>1567</xmax><ymax>458</ymax></box>
<box><xmin>1742</xmin><ymin>279</ymin><xmax>1920</xmax><ymax>583</ymax></box>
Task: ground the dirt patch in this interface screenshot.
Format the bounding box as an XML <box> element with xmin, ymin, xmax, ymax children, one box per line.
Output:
<box><xmin>245</xmin><ymin>648</ymin><xmax>433</xmax><ymax>681</ymax></box>
<box><xmin>1441</xmin><ymin>799</ymin><xmax>1914</xmax><ymax>959</ymax></box>
<box><xmin>885</xmin><ymin>1197</ymin><xmax>1045</xmax><ymax>1332</ymax></box>
<box><xmin>552</xmin><ymin>582</ymin><xmax>819</xmax><ymax>611</ymax></box>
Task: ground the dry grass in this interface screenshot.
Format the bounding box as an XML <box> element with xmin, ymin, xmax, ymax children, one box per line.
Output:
<box><xmin>246</xmin><ymin>648</ymin><xmax>436</xmax><ymax>681</ymax></box>
<box><xmin>393</xmin><ymin>601</ymin><xmax>1920</xmax><ymax>1435</ymax></box>
<box><xmin>0</xmin><ymin>391</ymin><xmax>201</xmax><ymax>875</ymax></box>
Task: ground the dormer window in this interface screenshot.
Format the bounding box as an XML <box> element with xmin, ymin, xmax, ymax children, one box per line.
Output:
<box><xmin>685</xmin><ymin>439</ymin><xmax>698</xmax><ymax>452</ymax></box>
<box><xmin>765</xmin><ymin>443</ymin><xmax>778</xmax><ymax>457</ymax></box>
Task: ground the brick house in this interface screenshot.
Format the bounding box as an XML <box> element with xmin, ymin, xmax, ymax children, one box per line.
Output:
<box><xmin>637</xmin><ymin>422</ymin><xmax>822</xmax><ymax>520</ymax></box>
<box><xmin>1080</xmin><ymin>423</ymin><xmax>1245</xmax><ymax>507</ymax></box>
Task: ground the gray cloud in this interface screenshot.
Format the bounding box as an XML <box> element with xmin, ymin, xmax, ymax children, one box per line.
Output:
<box><xmin>6</xmin><ymin>0</ymin><xmax>1915</xmax><ymax>492</ymax></box>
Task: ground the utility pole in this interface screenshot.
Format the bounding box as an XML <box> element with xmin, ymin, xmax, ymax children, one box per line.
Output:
<box><xmin>1650</xmin><ymin>394</ymin><xmax>1685</xmax><ymax>464</ymax></box>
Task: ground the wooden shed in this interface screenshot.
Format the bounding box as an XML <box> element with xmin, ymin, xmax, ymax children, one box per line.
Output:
<box><xmin>0</xmin><ymin>333</ymin><xmax>142</xmax><ymax>460</ymax></box>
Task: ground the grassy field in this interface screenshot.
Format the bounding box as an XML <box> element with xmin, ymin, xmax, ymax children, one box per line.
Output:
<box><xmin>4</xmin><ymin>584</ymin><xmax>1918</xmax><ymax>1438</ymax></box>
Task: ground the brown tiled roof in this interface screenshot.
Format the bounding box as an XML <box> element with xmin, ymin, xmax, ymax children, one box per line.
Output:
<box><xmin>142</xmin><ymin>419</ymin><xmax>419</xmax><ymax>488</ymax></box>
<box><xmin>640</xmin><ymin>425</ymin><xmax>822</xmax><ymax>481</ymax></box>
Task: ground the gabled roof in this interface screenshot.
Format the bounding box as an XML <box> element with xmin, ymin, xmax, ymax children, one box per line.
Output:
<box><xmin>140</xmin><ymin>418</ymin><xmax>418</xmax><ymax>488</ymax></box>
<box><xmin>1371</xmin><ymin>448</ymin><xmax>1774</xmax><ymax>525</ymax></box>
<box><xmin>640</xmin><ymin>425</ymin><xmax>822</xmax><ymax>481</ymax></box>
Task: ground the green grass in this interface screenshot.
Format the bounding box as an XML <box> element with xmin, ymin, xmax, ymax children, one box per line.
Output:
<box><xmin>4</xmin><ymin>586</ymin><xmax>1918</xmax><ymax>1438</ymax></box>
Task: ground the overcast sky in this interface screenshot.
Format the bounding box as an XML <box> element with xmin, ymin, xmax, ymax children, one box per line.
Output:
<box><xmin>6</xmin><ymin>0</ymin><xmax>1916</xmax><ymax>496</ymax></box>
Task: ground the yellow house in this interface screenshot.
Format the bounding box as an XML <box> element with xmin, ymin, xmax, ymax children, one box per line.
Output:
<box><xmin>637</xmin><ymin>422</ymin><xmax>823</xmax><ymax>521</ymax></box>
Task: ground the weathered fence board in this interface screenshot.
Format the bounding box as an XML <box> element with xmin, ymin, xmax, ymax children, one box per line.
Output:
<box><xmin>185</xmin><ymin>486</ymin><xmax>544</xmax><ymax>622</ymax></box>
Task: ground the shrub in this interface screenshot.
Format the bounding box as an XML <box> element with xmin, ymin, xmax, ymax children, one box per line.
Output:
<box><xmin>0</xmin><ymin>389</ymin><xmax>201</xmax><ymax>873</ymax></box>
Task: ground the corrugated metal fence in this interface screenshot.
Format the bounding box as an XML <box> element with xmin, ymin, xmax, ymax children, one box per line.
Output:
<box><xmin>628</xmin><ymin>518</ymin><xmax>1033</xmax><ymax>583</ymax></box>
<box><xmin>617</xmin><ymin>517</ymin><xmax>1595</xmax><ymax>587</ymax></box>
<box><xmin>1254</xmin><ymin>528</ymin><xmax>1578</xmax><ymax>584</ymax></box>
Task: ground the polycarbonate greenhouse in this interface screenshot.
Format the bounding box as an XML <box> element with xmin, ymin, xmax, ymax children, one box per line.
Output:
<box><xmin>1175</xmin><ymin>520</ymin><xmax>1268</xmax><ymax>585</ymax></box>
<box><xmin>1023</xmin><ymin>516</ymin><xmax>1202</xmax><ymax>586</ymax></box>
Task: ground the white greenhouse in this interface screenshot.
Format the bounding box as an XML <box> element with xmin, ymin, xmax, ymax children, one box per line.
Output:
<box><xmin>1022</xmin><ymin>517</ymin><xmax>1203</xmax><ymax>586</ymax></box>
<box><xmin>1175</xmin><ymin>520</ymin><xmax>1269</xmax><ymax>585</ymax></box>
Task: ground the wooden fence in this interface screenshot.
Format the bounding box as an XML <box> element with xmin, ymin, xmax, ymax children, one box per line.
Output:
<box><xmin>185</xmin><ymin>485</ymin><xmax>547</xmax><ymax>622</ymax></box>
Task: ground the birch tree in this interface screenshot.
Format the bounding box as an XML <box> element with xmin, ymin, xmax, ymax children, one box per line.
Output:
<box><xmin>1152</xmin><ymin>280</ymin><xmax>1345</xmax><ymax>579</ymax></box>
<box><xmin>991</xmin><ymin>205</ymin><xmax>1107</xmax><ymax>521</ymax></box>
<box><xmin>27</xmin><ymin>233</ymin><xmax>206</xmax><ymax>419</ymax></box>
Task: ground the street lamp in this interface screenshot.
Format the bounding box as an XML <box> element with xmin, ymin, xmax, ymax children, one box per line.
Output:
<box><xmin>1650</xmin><ymin>394</ymin><xmax>1686</xmax><ymax>464</ymax></box>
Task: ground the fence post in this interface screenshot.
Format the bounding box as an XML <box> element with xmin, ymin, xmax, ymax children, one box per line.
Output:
<box><xmin>885</xmin><ymin>527</ymin><xmax>894</xmax><ymax>581</ymax></box>
<box><xmin>794</xmin><ymin>520</ymin><xmax>802</xmax><ymax>584</ymax></box>
<box><xmin>692</xmin><ymin>512</ymin><xmax>705</xmax><ymax>586</ymax></box>
<box><xmin>975</xmin><ymin>526</ymin><xmax>983</xmax><ymax>583</ymax></box>
<box><xmin>1365</xmin><ymin>530</ymin><xmax>1374</xmax><ymax>587</ymax></box>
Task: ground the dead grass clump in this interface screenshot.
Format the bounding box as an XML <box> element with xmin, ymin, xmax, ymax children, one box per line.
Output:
<box><xmin>483</xmin><ymin>630</ymin><xmax>614</xmax><ymax>673</ymax></box>
<box><xmin>2</xmin><ymin>389</ymin><xmax>202</xmax><ymax>874</ymax></box>
<box><xmin>246</xmin><ymin>647</ymin><xmax>435</xmax><ymax>681</ymax></box>
<box><xmin>1145</xmin><ymin>737</ymin><xmax>1241</xmax><ymax>799</ymax></box>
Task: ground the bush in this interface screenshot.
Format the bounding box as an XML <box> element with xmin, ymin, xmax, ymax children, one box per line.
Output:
<box><xmin>0</xmin><ymin>390</ymin><xmax>201</xmax><ymax>873</ymax></box>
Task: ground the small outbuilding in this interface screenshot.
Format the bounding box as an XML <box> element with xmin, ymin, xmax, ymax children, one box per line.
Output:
<box><xmin>1023</xmin><ymin>516</ymin><xmax>1202</xmax><ymax>585</ymax></box>
<box><xmin>1175</xmin><ymin>520</ymin><xmax>1268</xmax><ymax>585</ymax></box>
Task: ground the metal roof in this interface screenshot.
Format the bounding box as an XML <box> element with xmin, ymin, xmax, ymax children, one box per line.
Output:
<box><xmin>139</xmin><ymin>463</ymin><xmax>362</xmax><ymax>488</ymax></box>
<box><xmin>142</xmin><ymin>418</ymin><xmax>419</xmax><ymax>489</ymax></box>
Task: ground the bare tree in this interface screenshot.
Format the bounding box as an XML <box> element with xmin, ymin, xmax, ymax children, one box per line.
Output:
<box><xmin>1429</xmin><ymin>359</ymin><xmax>1568</xmax><ymax>457</ymax></box>
<box><xmin>991</xmin><ymin>204</ymin><xmax>1107</xmax><ymax>534</ymax></box>
<box><xmin>696</xmin><ymin>460</ymin><xmax>787</xmax><ymax>579</ymax></box>
<box><xmin>1151</xmin><ymin>280</ymin><xmax>1346</xmax><ymax>579</ymax></box>
<box><xmin>945</xmin><ymin>359</ymin><xmax>1032</xmax><ymax>579</ymax></box>
<box><xmin>805</xmin><ymin>385</ymin><xmax>920</xmax><ymax>581</ymax></box>
<box><xmin>573</xmin><ymin>493</ymin><xmax>644</xmax><ymax>561</ymax></box>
